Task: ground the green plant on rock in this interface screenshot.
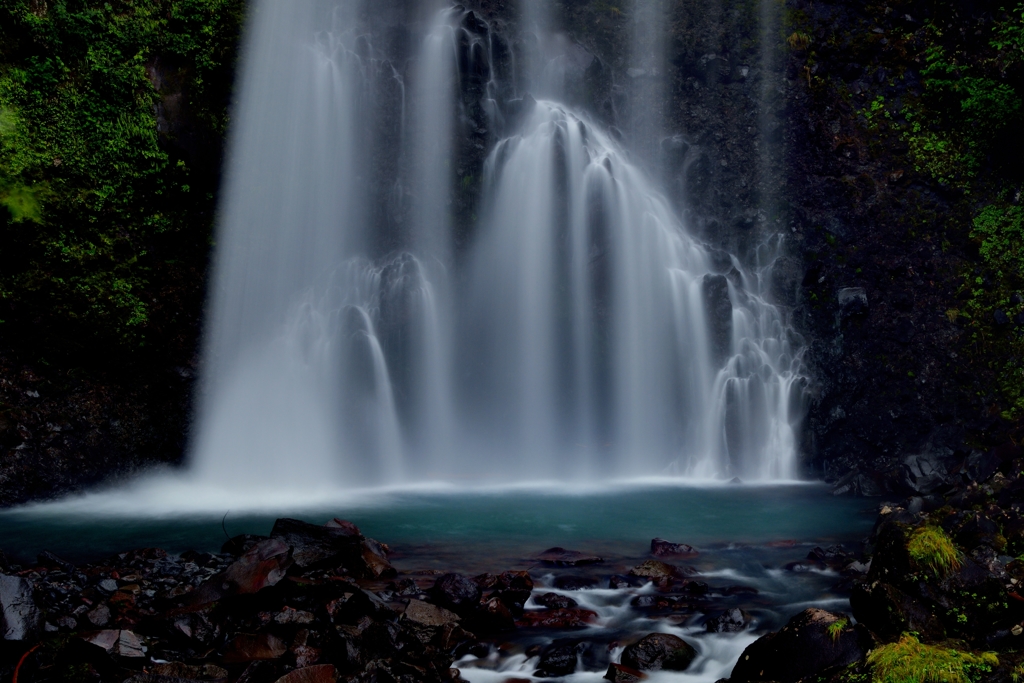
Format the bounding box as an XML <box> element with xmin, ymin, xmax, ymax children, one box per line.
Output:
<box><xmin>907</xmin><ymin>526</ymin><xmax>962</xmax><ymax>578</ymax></box>
<box><xmin>868</xmin><ymin>634</ymin><xmax>998</xmax><ymax>683</ymax></box>
<box><xmin>828</xmin><ymin>617</ymin><xmax>849</xmax><ymax>642</ymax></box>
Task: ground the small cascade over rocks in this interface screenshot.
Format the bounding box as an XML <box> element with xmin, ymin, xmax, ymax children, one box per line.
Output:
<box><xmin>190</xmin><ymin>0</ymin><xmax>808</xmax><ymax>490</ymax></box>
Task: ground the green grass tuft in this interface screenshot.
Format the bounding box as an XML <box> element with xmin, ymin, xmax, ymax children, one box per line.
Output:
<box><xmin>907</xmin><ymin>526</ymin><xmax>962</xmax><ymax>578</ymax></box>
<box><xmin>868</xmin><ymin>634</ymin><xmax>998</xmax><ymax>683</ymax></box>
<box><xmin>828</xmin><ymin>618</ymin><xmax>850</xmax><ymax>642</ymax></box>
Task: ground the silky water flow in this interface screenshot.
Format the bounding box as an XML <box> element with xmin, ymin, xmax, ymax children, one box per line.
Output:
<box><xmin>190</xmin><ymin>0</ymin><xmax>808</xmax><ymax>491</ymax></box>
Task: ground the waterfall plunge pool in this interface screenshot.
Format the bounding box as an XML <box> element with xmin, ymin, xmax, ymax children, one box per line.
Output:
<box><xmin>0</xmin><ymin>482</ymin><xmax>874</xmax><ymax>682</ymax></box>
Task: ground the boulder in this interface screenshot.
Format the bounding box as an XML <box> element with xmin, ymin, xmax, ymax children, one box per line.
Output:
<box><xmin>535</xmin><ymin>641</ymin><xmax>584</xmax><ymax>677</ymax></box>
<box><xmin>1</xmin><ymin>573</ymin><xmax>41</xmax><ymax>640</ymax></box>
<box><xmin>475</xmin><ymin>596</ymin><xmax>516</xmax><ymax>632</ymax></box>
<box><xmin>650</xmin><ymin>539</ymin><xmax>698</xmax><ymax>558</ymax></box>
<box><xmin>629</xmin><ymin>560</ymin><xmax>680</xmax><ymax>580</ymax></box>
<box><xmin>403</xmin><ymin>599</ymin><xmax>460</xmax><ymax>628</ymax></box>
<box><xmin>432</xmin><ymin>573</ymin><xmax>482</xmax><ymax>613</ymax></box>
<box><xmin>705</xmin><ymin>608</ymin><xmax>752</xmax><ymax>632</ymax></box>
<box><xmin>621</xmin><ymin>633</ymin><xmax>696</xmax><ymax>671</ymax></box>
<box><xmin>849</xmin><ymin>581</ymin><xmax>943</xmax><ymax>640</ymax></box>
<box><xmin>731</xmin><ymin>609</ymin><xmax>870</xmax><ymax>683</ymax></box>
<box><xmin>188</xmin><ymin>538</ymin><xmax>292</xmax><ymax>606</ymax></box>
<box><xmin>536</xmin><ymin>548</ymin><xmax>604</xmax><ymax>566</ymax></box>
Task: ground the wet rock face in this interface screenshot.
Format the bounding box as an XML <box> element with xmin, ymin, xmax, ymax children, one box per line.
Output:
<box><xmin>0</xmin><ymin>574</ymin><xmax>41</xmax><ymax>640</ymax></box>
<box><xmin>731</xmin><ymin>609</ymin><xmax>869</xmax><ymax>683</ymax></box>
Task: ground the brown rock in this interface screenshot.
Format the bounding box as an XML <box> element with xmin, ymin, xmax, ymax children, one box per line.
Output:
<box><xmin>223</xmin><ymin>633</ymin><xmax>288</xmax><ymax>663</ymax></box>
<box><xmin>628</xmin><ymin>560</ymin><xmax>679</xmax><ymax>579</ymax></box>
<box><xmin>189</xmin><ymin>539</ymin><xmax>292</xmax><ymax>607</ymax></box>
<box><xmin>404</xmin><ymin>599</ymin><xmax>460</xmax><ymax>627</ymax></box>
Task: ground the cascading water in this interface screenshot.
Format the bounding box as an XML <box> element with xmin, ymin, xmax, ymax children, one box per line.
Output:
<box><xmin>190</xmin><ymin>0</ymin><xmax>807</xmax><ymax>490</ymax></box>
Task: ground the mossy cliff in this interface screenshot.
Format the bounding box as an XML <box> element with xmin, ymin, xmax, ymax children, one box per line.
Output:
<box><xmin>0</xmin><ymin>0</ymin><xmax>243</xmax><ymax>504</ymax></box>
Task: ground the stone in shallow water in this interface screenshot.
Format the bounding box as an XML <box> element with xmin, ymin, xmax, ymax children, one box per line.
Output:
<box><xmin>536</xmin><ymin>547</ymin><xmax>604</xmax><ymax>566</ymax></box>
<box><xmin>705</xmin><ymin>607</ymin><xmax>753</xmax><ymax>632</ymax></box>
<box><xmin>535</xmin><ymin>640</ymin><xmax>584</xmax><ymax>677</ymax></box>
<box><xmin>628</xmin><ymin>560</ymin><xmax>680</xmax><ymax>579</ymax></box>
<box><xmin>621</xmin><ymin>633</ymin><xmax>696</xmax><ymax>671</ymax></box>
<box><xmin>650</xmin><ymin>538</ymin><xmax>698</xmax><ymax>558</ymax></box>
<box><xmin>553</xmin><ymin>575</ymin><xmax>599</xmax><ymax>590</ymax></box>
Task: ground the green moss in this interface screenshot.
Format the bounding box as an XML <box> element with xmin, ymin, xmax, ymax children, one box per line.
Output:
<box><xmin>907</xmin><ymin>526</ymin><xmax>962</xmax><ymax>578</ymax></box>
<box><xmin>0</xmin><ymin>0</ymin><xmax>244</xmax><ymax>364</ymax></box>
<box><xmin>868</xmin><ymin>634</ymin><xmax>998</xmax><ymax>683</ymax></box>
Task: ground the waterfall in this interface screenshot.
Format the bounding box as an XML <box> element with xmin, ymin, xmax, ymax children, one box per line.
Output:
<box><xmin>190</xmin><ymin>0</ymin><xmax>807</xmax><ymax>489</ymax></box>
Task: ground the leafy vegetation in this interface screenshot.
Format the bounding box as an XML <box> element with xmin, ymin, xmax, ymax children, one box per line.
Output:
<box><xmin>907</xmin><ymin>526</ymin><xmax>962</xmax><ymax>578</ymax></box>
<box><xmin>827</xmin><ymin>617</ymin><xmax>849</xmax><ymax>642</ymax></box>
<box><xmin>0</xmin><ymin>0</ymin><xmax>244</xmax><ymax>367</ymax></box>
<box><xmin>868</xmin><ymin>634</ymin><xmax>998</xmax><ymax>683</ymax></box>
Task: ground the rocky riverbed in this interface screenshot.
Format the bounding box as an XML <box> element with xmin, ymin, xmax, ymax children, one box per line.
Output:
<box><xmin>1</xmin><ymin>480</ymin><xmax>1021</xmax><ymax>683</ymax></box>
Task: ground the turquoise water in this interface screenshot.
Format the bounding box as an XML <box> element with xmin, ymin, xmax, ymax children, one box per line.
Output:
<box><xmin>0</xmin><ymin>483</ymin><xmax>873</xmax><ymax>568</ymax></box>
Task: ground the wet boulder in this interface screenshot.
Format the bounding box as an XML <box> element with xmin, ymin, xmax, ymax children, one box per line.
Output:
<box><xmin>269</xmin><ymin>518</ymin><xmax>393</xmax><ymax>577</ymax></box>
<box><xmin>223</xmin><ymin>633</ymin><xmax>289</xmax><ymax>663</ymax></box>
<box><xmin>535</xmin><ymin>640</ymin><xmax>585</xmax><ymax>677</ymax></box>
<box><xmin>628</xmin><ymin>560</ymin><xmax>683</xmax><ymax>580</ymax></box>
<box><xmin>651</xmin><ymin>539</ymin><xmax>698</xmax><ymax>558</ymax></box>
<box><xmin>272</xmin><ymin>665</ymin><xmax>336</xmax><ymax>683</ymax></box>
<box><xmin>731</xmin><ymin>609</ymin><xmax>870</xmax><ymax>683</ymax></box>
<box><xmin>850</xmin><ymin>581</ymin><xmax>943</xmax><ymax>640</ymax></box>
<box><xmin>705</xmin><ymin>608</ymin><xmax>753</xmax><ymax>633</ymax></box>
<box><xmin>80</xmin><ymin>629</ymin><xmax>146</xmax><ymax>658</ymax></box>
<box><xmin>431</xmin><ymin>573</ymin><xmax>482</xmax><ymax>614</ymax></box>
<box><xmin>621</xmin><ymin>633</ymin><xmax>696</xmax><ymax>671</ymax></box>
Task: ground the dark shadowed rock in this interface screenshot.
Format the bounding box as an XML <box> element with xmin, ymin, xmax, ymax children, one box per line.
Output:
<box><xmin>404</xmin><ymin>599</ymin><xmax>460</xmax><ymax>628</ymax></box>
<box><xmin>432</xmin><ymin>573</ymin><xmax>482</xmax><ymax>613</ymax></box>
<box><xmin>221</xmin><ymin>534</ymin><xmax>270</xmax><ymax>556</ymax></box>
<box><xmin>536</xmin><ymin>547</ymin><xmax>604</xmax><ymax>566</ymax></box>
<box><xmin>651</xmin><ymin>539</ymin><xmax>698</xmax><ymax>558</ymax></box>
<box><xmin>621</xmin><ymin>633</ymin><xmax>696</xmax><ymax>671</ymax></box>
<box><xmin>475</xmin><ymin>596</ymin><xmax>516</xmax><ymax>632</ymax></box>
<box><xmin>849</xmin><ymin>581</ymin><xmax>944</xmax><ymax>640</ymax></box>
<box><xmin>731</xmin><ymin>609</ymin><xmax>870</xmax><ymax>683</ymax></box>
<box><xmin>705</xmin><ymin>608</ymin><xmax>752</xmax><ymax>632</ymax></box>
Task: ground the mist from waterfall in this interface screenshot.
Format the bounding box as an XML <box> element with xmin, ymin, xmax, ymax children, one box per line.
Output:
<box><xmin>189</xmin><ymin>0</ymin><xmax>807</xmax><ymax>491</ymax></box>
